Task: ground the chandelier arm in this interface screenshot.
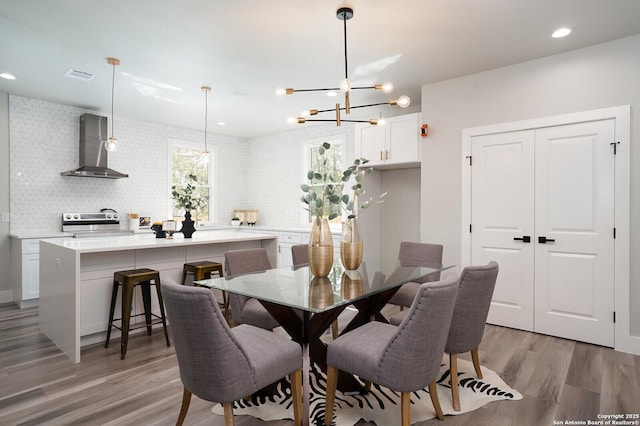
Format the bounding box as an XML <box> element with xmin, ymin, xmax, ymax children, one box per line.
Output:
<box><xmin>289</xmin><ymin>87</ymin><xmax>341</xmax><ymax>93</ymax></box>
<box><xmin>204</xmin><ymin>90</ymin><xmax>208</xmax><ymax>152</ymax></box>
<box><xmin>311</xmin><ymin>102</ymin><xmax>390</xmax><ymax>115</ymax></box>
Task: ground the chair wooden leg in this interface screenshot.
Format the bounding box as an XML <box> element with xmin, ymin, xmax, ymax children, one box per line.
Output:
<box><xmin>450</xmin><ymin>353</ymin><xmax>460</xmax><ymax>411</ymax></box>
<box><xmin>471</xmin><ymin>346</ymin><xmax>483</xmax><ymax>378</ymax></box>
<box><xmin>223</xmin><ymin>401</ymin><xmax>235</xmax><ymax>426</ymax></box>
<box><xmin>428</xmin><ymin>380</ymin><xmax>444</xmax><ymax>420</ymax></box>
<box><xmin>401</xmin><ymin>391</ymin><xmax>411</xmax><ymax>426</ymax></box>
<box><xmin>325</xmin><ymin>366</ymin><xmax>338</xmax><ymax>426</ymax></box>
<box><xmin>331</xmin><ymin>320</ymin><xmax>339</xmax><ymax>339</ymax></box>
<box><xmin>290</xmin><ymin>369</ymin><xmax>303</xmax><ymax>426</ymax></box>
<box><xmin>176</xmin><ymin>387</ymin><xmax>192</xmax><ymax>426</ymax></box>
<box><xmin>363</xmin><ymin>380</ymin><xmax>371</xmax><ymax>392</ymax></box>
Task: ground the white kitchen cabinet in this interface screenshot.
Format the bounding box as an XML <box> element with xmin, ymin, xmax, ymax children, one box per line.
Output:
<box><xmin>356</xmin><ymin>112</ymin><xmax>421</xmax><ymax>169</ymax></box>
<box><xmin>12</xmin><ymin>237</ymin><xmax>67</xmax><ymax>308</ymax></box>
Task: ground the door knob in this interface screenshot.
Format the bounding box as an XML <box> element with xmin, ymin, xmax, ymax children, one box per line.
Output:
<box><xmin>538</xmin><ymin>236</ymin><xmax>556</xmax><ymax>244</ymax></box>
<box><xmin>513</xmin><ymin>236</ymin><xmax>531</xmax><ymax>243</ymax></box>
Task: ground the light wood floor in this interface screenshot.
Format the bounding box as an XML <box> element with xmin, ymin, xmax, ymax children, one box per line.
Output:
<box><xmin>1</xmin><ymin>302</ymin><xmax>639</xmax><ymax>426</ymax></box>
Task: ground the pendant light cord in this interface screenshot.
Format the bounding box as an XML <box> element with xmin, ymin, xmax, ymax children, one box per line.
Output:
<box><xmin>343</xmin><ymin>14</ymin><xmax>348</xmax><ymax>80</ymax></box>
<box><xmin>204</xmin><ymin>89</ymin><xmax>208</xmax><ymax>152</ymax></box>
<box><xmin>110</xmin><ymin>62</ymin><xmax>115</xmax><ymax>138</ymax></box>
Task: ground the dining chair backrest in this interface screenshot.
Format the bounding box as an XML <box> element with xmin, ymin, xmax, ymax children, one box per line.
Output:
<box><xmin>445</xmin><ymin>261</ymin><xmax>499</xmax><ymax>354</ymax></box>
<box><xmin>224</xmin><ymin>248</ymin><xmax>272</xmax><ymax>278</ymax></box>
<box><xmin>161</xmin><ymin>279</ymin><xmax>256</xmax><ymax>402</ymax></box>
<box><xmin>398</xmin><ymin>241</ymin><xmax>443</xmax><ymax>283</ymax></box>
<box><xmin>291</xmin><ymin>244</ymin><xmax>308</xmax><ymax>267</ymax></box>
<box><xmin>380</xmin><ymin>277</ymin><xmax>458</xmax><ymax>391</ymax></box>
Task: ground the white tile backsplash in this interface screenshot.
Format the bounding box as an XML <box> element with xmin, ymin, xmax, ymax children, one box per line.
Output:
<box><xmin>9</xmin><ymin>95</ymin><xmax>248</xmax><ymax>234</ymax></box>
<box><xmin>9</xmin><ymin>94</ymin><xmax>355</xmax><ymax>234</ymax></box>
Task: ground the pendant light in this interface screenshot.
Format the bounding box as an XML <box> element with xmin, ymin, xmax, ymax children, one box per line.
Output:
<box><xmin>201</xmin><ymin>86</ymin><xmax>211</xmax><ymax>163</ymax></box>
<box><xmin>104</xmin><ymin>57</ymin><xmax>120</xmax><ymax>152</ymax></box>
<box><xmin>277</xmin><ymin>6</ymin><xmax>410</xmax><ymax>126</ymax></box>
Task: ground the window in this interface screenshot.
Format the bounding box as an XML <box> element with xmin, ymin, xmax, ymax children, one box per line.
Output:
<box><xmin>168</xmin><ymin>139</ymin><xmax>212</xmax><ymax>223</ymax></box>
<box><xmin>301</xmin><ymin>137</ymin><xmax>345</xmax><ymax>225</ymax></box>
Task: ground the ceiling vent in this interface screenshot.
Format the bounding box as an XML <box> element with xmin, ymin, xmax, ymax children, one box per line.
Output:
<box><xmin>64</xmin><ymin>68</ymin><xmax>94</xmax><ymax>81</ymax></box>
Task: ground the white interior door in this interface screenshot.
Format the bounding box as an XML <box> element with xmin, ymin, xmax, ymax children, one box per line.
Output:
<box><xmin>533</xmin><ymin>120</ymin><xmax>615</xmax><ymax>347</ymax></box>
<box><xmin>470</xmin><ymin>130</ymin><xmax>535</xmax><ymax>331</ymax></box>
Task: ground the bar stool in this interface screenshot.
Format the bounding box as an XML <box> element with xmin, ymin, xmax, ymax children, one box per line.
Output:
<box><xmin>105</xmin><ymin>268</ymin><xmax>171</xmax><ymax>359</ymax></box>
<box><xmin>182</xmin><ymin>261</ymin><xmax>227</xmax><ymax>316</ymax></box>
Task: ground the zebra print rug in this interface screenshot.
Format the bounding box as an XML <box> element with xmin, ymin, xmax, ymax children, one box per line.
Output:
<box><xmin>212</xmin><ymin>357</ymin><xmax>522</xmax><ymax>425</ymax></box>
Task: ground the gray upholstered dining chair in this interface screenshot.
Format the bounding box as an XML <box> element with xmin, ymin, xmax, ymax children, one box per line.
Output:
<box><xmin>324</xmin><ymin>277</ymin><xmax>459</xmax><ymax>425</ymax></box>
<box><xmin>291</xmin><ymin>243</ymin><xmax>308</xmax><ymax>268</ymax></box>
<box><xmin>291</xmin><ymin>243</ymin><xmax>339</xmax><ymax>339</ymax></box>
<box><xmin>390</xmin><ymin>260</ymin><xmax>499</xmax><ymax>412</ymax></box>
<box><xmin>387</xmin><ymin>242</ymin><xmax>444</xmax><ymax>309</ymax></box>
<box><xmin>161</xmin><ymin>280</ymin><xmax>303</xmax><ymax>426</ymax></box>
<box><xmin>224</xmin><ymin>248</ymin><xmax>280</xmax><ymax>330</ymax></box>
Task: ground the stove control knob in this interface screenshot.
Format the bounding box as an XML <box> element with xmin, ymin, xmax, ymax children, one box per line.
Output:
<box><xmin>113</xmin><ymin>213</ymin><xmax>119</xmax><ymax>220</ymax></box>
<box><xmin>106</xmin><ymin>214</ymin><xmax>112</xmax><ymax>219</ymax></box>
<box><xmin>65</xmin><ymin>214</ymin><xmax>72</xmax><ymax>220</ymax></box>
<box><xmin>74</xmin><ymin>214</ymin><xmax>79</xmax><ymax>220</ymax></box>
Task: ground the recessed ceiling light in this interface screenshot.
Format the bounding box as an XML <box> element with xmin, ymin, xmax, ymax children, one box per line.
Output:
<box><xmin>0</xmin><ymin>72</ymin><xmax>16</xmax><ymax>80</ymax></box>
<box><xmin>552</xmin><ymin>27</ymin><xmax>572</xmax><ymax>38</ymax></box>
<box><xmin>216</xmin><ymin>122</ymin><xmax>225</xmax><ymax>126</ymax></box>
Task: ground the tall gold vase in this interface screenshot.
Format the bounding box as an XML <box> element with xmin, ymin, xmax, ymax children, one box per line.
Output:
<box><xmin>308</xmin><ymin>216</ymin><xmax>333</xmax><ymax>278</ymax></box>
<box><xmin>340</xmin><ymin>217</ymin><xmax>363</xmax><ymax>270</ymax></box>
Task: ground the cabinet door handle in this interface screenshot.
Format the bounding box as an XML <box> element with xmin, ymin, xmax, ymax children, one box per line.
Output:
<box><xmin>538</xmin><ymin>236</ymin><xmax>556</xmax><ymax>244</ymax></box>
<box><xmin>379</xmin><ymin>151</ymin><xmax>383</xmax><ymax>160</ymax></box>
<box><xmin>385</xmin><ymin>150</ymin><xmax>390</xmax><ymax>160</ymax></box>
<box><xmin>513</xmin><ymin>236</ymin><xmax>531</xmax><ymax>243</ymax></box>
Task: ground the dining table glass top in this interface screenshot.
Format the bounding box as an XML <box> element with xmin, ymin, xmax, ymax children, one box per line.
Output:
<box><xmin>195</xmin><ymin>258</ymin><xmax>453</xmax><ymax>314</ymax></box>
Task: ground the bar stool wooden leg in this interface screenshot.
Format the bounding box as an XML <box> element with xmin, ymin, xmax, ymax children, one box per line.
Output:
<box><xmin>154</xmin><ymin>275</ymin><xmax>171</xmax><ymax>347</ymax></box>
<box><xmin>120</xmin><ymin>280</ymin><xmax>134</xmax><ymax>360</ymax></box>
<box><xmin>104</xmin><ymin>280</ymin><xmax>119</xmax><ymax>348</ymax></box>
<box><xmin>141</xmin><ymin>281</ymin><xmax>153</xmax><ymax>335</ymax></box>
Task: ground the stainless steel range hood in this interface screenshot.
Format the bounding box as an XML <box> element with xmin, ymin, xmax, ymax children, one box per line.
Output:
<box><xmin>61</xmin><ymin>113</ymin><xmax>128</xmax><ymax>179</ymax></box>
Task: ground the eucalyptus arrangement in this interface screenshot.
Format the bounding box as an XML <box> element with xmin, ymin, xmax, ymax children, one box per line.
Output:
<box><xmin>171</xmin><ymin>172</ymin><xmax>208</xmax><ymax>213</ymax></box>
<box><xmin>300</xmin><ymin>142</ymin><xmax>344</xmax><ymax>221</ymax></box>
<box><xmin>340</xmin><ymin>159</ymin><xmax>387</xmax><ymax>219</ymax></box>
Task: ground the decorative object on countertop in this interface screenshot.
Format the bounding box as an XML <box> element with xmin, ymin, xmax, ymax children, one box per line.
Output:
<box><xmin>181</xmin><ymin>211</ymin><xmax>196</xmax><ymax>238</ymax></box>
<box><xmin>339</xmin><ymin>157</ymin><xmax>386</xmax><ymax>270</ymax></box>
<box><xmin>127</xmin><ymin>213</ymin><xmax>139</xmax><ymax>232</ymax></box>
<box><xmin>231</xmin><ymin>216</ymin><xmax>241</xmax><ymax>227</ymax></box>
<box><xmin>138</xmin><ymin>216</ymin><xmax>151</xmax><ymax>229</ymax></box>
<box><xmin>301</xmin><ymin>142</ymin><xmax>343</xmax><ymax>277</ymax></box>
<box><xmin>151</xmin><ymin>222</ymin><xmax>166</xmax><ymax>238</ymax></box>
<box><xmin>171</xmin><ymin>172</ymin><xmax>208</xmax><ymax>238</ymax></box>
<box><xmin>162</xmin><ymin>220</ymin><xmax>177</xmax><ymax>239</ymax></box>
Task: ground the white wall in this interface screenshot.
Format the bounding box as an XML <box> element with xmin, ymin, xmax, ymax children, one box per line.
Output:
<box><xmin>420</xmin><ymin>35</ymin><xmax>640</xmax><ymax>339</ymax></box>
<box><xmin>8</xmin><ymin>96</ymin><xmax>248</xmax><ymax>234</ymax></box>
<box><xmin>0</xmin><ymin>92</ymin><xmax>11</xmax><ymax>301</ymax></box>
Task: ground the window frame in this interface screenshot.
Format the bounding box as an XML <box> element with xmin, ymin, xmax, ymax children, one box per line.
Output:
<box><xmin>167</xmin><ymin>138</ymin><xmax>214</xmax><ymax>224</ymax></box>
<box><xmin>299</xmin><ymin>136</ymin><xmax>346</xmax><ymax>227</ymax></box>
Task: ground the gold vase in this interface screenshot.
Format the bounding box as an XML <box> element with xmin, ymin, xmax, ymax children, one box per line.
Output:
<box><xmin>309</xmin><ymin>276</ymin><xmax>334</xmax><ymax>309</ymax></box>
<box><xmin>308</xmin><ymin>216</ymin><xmax>333</xmax><ymax>278</ymax></box>
<box><xmin>340</xmin><ymin>270</ymin><xmax>363</xmax><ymax>300</ymax></box>
<box><xmin>340</xmin><ymin>217</ymin><xmax>363</xmax><ymax>270</ymax></box>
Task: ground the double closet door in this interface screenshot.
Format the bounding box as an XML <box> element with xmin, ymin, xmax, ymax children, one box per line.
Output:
<box><xmin>469</xmin><ymin>119</ymin><xmax>615</xmax><ymax>347</ymax></box>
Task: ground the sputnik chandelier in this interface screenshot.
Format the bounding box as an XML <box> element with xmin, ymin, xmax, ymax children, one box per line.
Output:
<box><xmin>278</xmin><ymin>6</ymin><xmax>410</xmax><ymax>126</ymax></box>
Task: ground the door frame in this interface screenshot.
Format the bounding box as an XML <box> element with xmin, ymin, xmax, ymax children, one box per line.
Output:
<box><xmin>461</xmin><ymin>105</ymin><xmax>633</xmax><ymax>354</ymax></box>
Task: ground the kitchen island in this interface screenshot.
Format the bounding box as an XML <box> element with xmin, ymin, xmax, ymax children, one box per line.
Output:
<box><xmin>39</xmin><ymin>230</ymin><xmax>277</xmax><ymax>363</ymax></box>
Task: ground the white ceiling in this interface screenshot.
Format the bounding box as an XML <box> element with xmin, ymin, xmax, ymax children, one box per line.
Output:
<box><xmin>1</xmin><ymin>0</ymin><xmax>640</xmax><ymax>139</ymax></box>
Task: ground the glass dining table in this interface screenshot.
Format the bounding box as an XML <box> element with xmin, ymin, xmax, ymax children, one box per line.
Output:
<box><xmin>195</xmin><ymin>258</ymin><xmax>453</xmax><ymax>424</ymax></box>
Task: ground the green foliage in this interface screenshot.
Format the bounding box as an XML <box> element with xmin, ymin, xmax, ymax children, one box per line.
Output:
<box><xmin>171</xmin><ymin>172</ymin><xmax>209</xmax><ymax>213</ymax></box>
<box><xmin>340</xmin><ymin>159</ymin><xmax>387</xmax><ymax>219</ymax></box>
<box><xmin>300</xmin><ymin>142</ymin><xmax>386</xmax><ymax>221</ymax></box>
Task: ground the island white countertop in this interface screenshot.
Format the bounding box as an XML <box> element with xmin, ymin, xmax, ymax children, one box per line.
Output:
<box><xmin>40</xmin><ymin>229</ymin><xmax>276</xmax><ymax>253</ymax></box>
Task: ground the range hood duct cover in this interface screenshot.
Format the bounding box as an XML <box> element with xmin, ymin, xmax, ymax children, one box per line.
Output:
<box><xmin>61</xmin><ymin>113</ymin><xmax>128</xmax><ymax>179</ymax></box>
